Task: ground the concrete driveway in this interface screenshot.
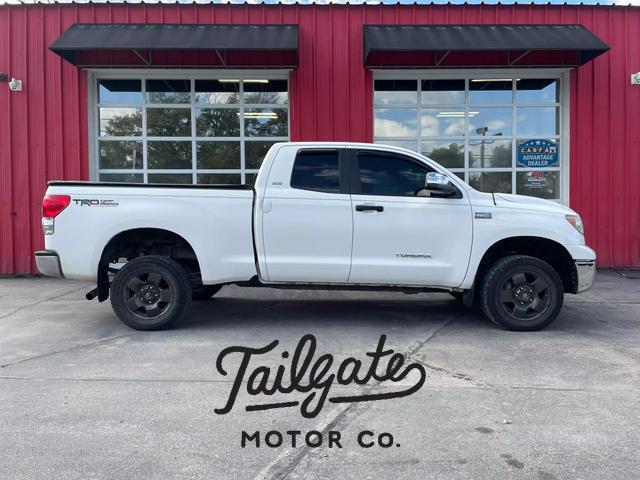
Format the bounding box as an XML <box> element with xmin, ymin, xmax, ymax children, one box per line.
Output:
<box><xmin>0</xmin><ymin>271</ymin><xmax>639</xmax><ymax>480</ymax></box>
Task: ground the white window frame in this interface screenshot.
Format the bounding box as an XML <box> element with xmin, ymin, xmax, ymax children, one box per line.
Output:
<box><xmin>372</xmin><ymin>68</ymin><xmax>571</xmax><ymax>204</ymax></box>
<box><xmin>87</xmin><ymin>69</ymin><xmax>291</xmax><ymax>184</ymax></box>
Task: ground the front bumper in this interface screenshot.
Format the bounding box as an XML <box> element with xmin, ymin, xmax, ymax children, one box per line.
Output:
<box><xmin>575</xmin><ymin>259</ymin><xmax>596</xmax><ymax>293</ymax></box>
<box><xmin>35</xmin><ymin>251</ymin><xmax>64</xmax><ymax>278</ymax></box>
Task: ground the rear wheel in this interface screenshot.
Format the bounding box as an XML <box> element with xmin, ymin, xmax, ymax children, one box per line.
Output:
<box><xmin>110</xmin><ymin>255</ymin><xmax>192</xmax><ymax>331</ymax></box>
<box><xmin>480</xmin><ymin>255</ymin><xmax>563</xmax><ymax>331</ymax></box>
<box><xmin>192</xmin><ymin>285</ymin><xmax>222</xmax><ymax>301</ymax></box>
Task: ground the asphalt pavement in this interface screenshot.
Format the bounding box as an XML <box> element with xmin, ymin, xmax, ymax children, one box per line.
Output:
<box><xmin>0</xmin><ymin>271</ymin><xmax>639</xmax><ymax>480</ymax></box>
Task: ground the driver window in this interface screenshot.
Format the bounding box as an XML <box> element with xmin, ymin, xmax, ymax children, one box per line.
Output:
<box><xmin>357</xmin><ymin>151</ymin><xmax>433</xmax><ymax>197</ymax></box>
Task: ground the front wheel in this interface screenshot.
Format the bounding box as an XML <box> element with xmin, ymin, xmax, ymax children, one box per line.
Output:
<box><xmin>479</xmin><ymin>255</ymin><xmax>564</xmax><ymax>331</ymax></box>
<box><xmin>110</xmin><ymin>255</ymin><xmax>192</xmax><ymax>331</ymax></box>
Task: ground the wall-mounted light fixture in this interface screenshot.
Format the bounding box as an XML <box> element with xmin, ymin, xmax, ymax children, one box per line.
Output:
<box><xmin>8</xmin><ymin>78</ymin><xmax>23</xmax><ymax>92</ymax></box>
<box><xmin>0</xmin><ymin>72</ymin><xmax>8</xmax><ymax>82</ymax></box>
<box><xmin>631</xmin><ymin>73</ymin><xmax>640</xmax><ymax>85</ymax></box>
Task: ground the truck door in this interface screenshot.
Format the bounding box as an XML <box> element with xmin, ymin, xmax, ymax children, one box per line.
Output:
<box><xmin>260</xmin><ymin>147</ymin><xmax>353</xmax><ymax>283</ymax></box>
<box><xmin>348</xmin><ymin>148</ymin><xmax>472</xmax><ymax>287</ymax></box>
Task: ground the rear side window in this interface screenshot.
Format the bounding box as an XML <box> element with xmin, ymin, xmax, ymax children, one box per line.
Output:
<box><xmin>357</xmin><ymin>152</ymin><xmax>432</xmax><ymax>196</ymax></box>
<box><xmin>290</xmin><ymin>150</ymin><xmax>340</xmax><ymax>193</ymax></box>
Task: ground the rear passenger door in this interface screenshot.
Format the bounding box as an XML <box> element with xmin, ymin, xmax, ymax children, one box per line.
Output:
<box><xmin>260</xmin><ymin>147</ymin><xmax>353</xmax><ymax>283</ymax></box>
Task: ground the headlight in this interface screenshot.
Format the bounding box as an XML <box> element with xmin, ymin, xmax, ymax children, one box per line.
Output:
<box><xmin>565</xmin><ymin>214</ymin><xmax>584</xmax><ymax>235</ymax></box>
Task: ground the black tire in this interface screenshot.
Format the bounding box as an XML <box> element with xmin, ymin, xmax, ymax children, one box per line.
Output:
<box><xmin>110</xmin><ymin>255</ymin><xmax>192</xmax><ymax>331</ymax></box>
<box><xmin>479</xmin><ymin>255</ymin><xmax>564</xmax><ymax>331</ymax></box>
<box><xmin>192</xmin><ymin>285</ymin><xmax>222</xmax><ymax>301</ymax></box>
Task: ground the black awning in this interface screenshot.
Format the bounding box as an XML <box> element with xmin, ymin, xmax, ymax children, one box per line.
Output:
<box><xmin>363</xmin><ymin>24</ymin><xmax>609</xmax><ymax>68</ymax></box>
<box><xmin>50</xmin><ymin>24</ymin><xmax>299</xmax><ymax>68</ymax></box>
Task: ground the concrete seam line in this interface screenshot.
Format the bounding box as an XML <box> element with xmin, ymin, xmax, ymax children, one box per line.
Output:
<box><xmin>0</xmin><ymin>284</ymin><xmax>91</xmax><ymax>321</ymax></box>
<box><xmin>0</xmin><ymin>334</ymin><xmax>133</xmax><ymax>369</ymax></box>
<box><xmin>253</xmin><ymin>313</ymin><xmax>464</xmax><ymax>480</ymax></box>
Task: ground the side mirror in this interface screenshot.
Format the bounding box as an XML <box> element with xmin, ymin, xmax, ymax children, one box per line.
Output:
<box><xmin>421</xmin><ymin>172</ymin><xmax>459</xmax><ymax>198</ymax></box>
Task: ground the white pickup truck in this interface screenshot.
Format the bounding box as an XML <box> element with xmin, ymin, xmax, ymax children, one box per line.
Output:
<box><xmin>36</xmin><ymin>142</ymin><xmax>595</xmax><ymax>331</ymax></box>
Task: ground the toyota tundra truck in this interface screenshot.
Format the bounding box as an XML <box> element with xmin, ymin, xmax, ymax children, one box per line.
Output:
<box><xmin>35</xmin><ymin>142</ymin><xmax>595</xmax><ymax>331</ymax></box>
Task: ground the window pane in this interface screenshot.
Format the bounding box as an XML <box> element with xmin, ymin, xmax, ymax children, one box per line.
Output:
<box><xmin>196</xmin><ymin>141</ymin><xmax>241</xmax><ymax>169</ymax></box>
<box><xmin>516</xmin><ymin>139</ymin><xmax>560</xmax><ymax>169</ymax></box>
<box><xmin>468</xmin><ymin>172</ymin><xmax>512</xmax><ymax>193</ymax></box>
<box><xmin>195</xmin><ymin>80</ymin><xmax>240</xmax><ymax>105</ymax></box>
<box><xmin>98</xmin><ymin>79</ymin><xmax>141</xmax><ymax>104</ymax></box>
<box><xmin>374</xmin><ymin>80</ymin><xmax>418</xmax><ymax>105</ymax></box>
<box><xmin>98</xmin><ymin>141</ymin><xmax>143</xmax><ymax>169</ymax></box>
<box><xmin>146</xmin><ymin>79</ymin><xmax>190</xmax><ymax>104</ymax></box>
<box><xmin>374</xmin><ymin>108</ymin><xmax>417</xmax><ymax>137</ymax></box>
<box><xmin>421</xmin><ymin>109</ymin><xmax>466</xmax><ymax>137</ymax></box>
<box><xmin>358</xmin><ymin>152</ymin><xmax>431</xmax><ymax>196</ymax></box>
<box><xmin>147</xmin><ymin>141</ymin><xmax>192</xmax><ymax>169</ymax></box>
<box><xmin>516</xmin><ymin>171</ymin><xmax>559</xmax><ymax>199</ymax></box>
<box><xmin>517</xmin><ymin>107</ymin><xmax>559</xmax><ymax>137</ymax></box>
<box><xmin>244</xmin><ymin>108</ymin><xmax>288</xmax><ymax>137</ymax></box>
<box><xmin>197</xmin><ymin>173</ymin><xmax>241</xmax><ymax>185</ymax></box>
<box><xmin>421</xmin><ymin>141</ymin><xmax>464</xmax><ymax>169</ymax></box>
<box><xmin>147</xmin><ymin>108</ymin><xmax>191</xmax><ymax>137</ymax></box>
<box><xmin>421</xmin><ymin>79</ymin><xmax>465</xmax><ymax>105</ymax></box>
<box><xmin>469</xmin><ymin>79</ymin><xmax>512</xmax><ymax>104</ymax></box>
<box><xmin>196</xmin><ymin>108</ymin><xmax>240</xmax><ymax>137</ymax></box>
<box><xmin>99</xmin><ymin>108</ymin><xmax>142</xmax><ymax>136</ymax></box>
<box><xmin>452</xmin><ymin>171</ymin><xmax>466</xmax><ymax>182</ymax></box>
<box><xmin>244</xmin><ymin>80</ymin><xmax>288</xmax><ymax>104</ymax></box>
<box><xmin>99</xmin><ymin>173</ymin><xmax>143</xmax><ymax>183</ymax></box>
<box><xmin>245</xmin><ymin>141</ymin><xmax>276</xmax><ymax>169</ymax></box>
<box><xmin>375</xmin><ymin>140</ymin><xmax>418</xmax><ymax>152</ymax></box>
<box><xmin>290</xmin><ymin>150</ymin><xmax>340</xmax><ymax>193</ymax></box>
<box><xmin>469</xmin><ymin>139</ymin><xmax>512</xmax><ymax>168</ymax></box>
<box><xmin>245</xmin><ymin>173</ymin><xmax>258</xmax><ymax>185</ymax></box>
<box><xmin>516</xmin><ymin>79</ymin><xmax>558</xmax><ymax>104</ymax></box>
<box><xmin>468</xmin><ymin>108</ymin><xmax>512</xmax><ymax>136</ymax></box>
<box><xmin>148</xmin><ymin>174</ymin><xmax>192</xmax><ymax>184</ymax></box>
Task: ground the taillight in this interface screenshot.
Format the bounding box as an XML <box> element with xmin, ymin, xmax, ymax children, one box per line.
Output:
<box><xmin>42</xmin><ymin>194</ymin><xmax>70</xmax><ymax>219</ymax></box>
<box><xmin>42</xmin><ymin>194</ymin><xmax>70</xmax><ymax>235</ymax></box>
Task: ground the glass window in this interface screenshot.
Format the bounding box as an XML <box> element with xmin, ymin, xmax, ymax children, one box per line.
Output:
<box><xmin>373</xmin><ymin>75</ymin><xmax>563</xmax><ymax>201</ymax></box>
<box><xmin>98</xmin><ymin>79</ymin><xmax>141</xmax><ymax>105</ymax></box>
<box><xmin>469</xmin><ymin>79</ymin><xmax>513</xmax><ymax>104</ymax></box>
<box><xmin>421</xmin><ymin>141</ymin><xmax>464</xmax><ymax>169</ymax></box>
<box><xmin>516</xmin><ymin>79</ymin><xmax>558</xmax><ymax>104</ymax></box>
<box><xmin>357</xmin><ymin>152</ymin><xmax>432</xmax><ymax>197</ymax></box>
<box><xmin>421</xmin><ymin>109</ymin><xmax>466</xmax><ymax>137</ymax></box>
<box><xmin>290</xmin><ymin>150</ymin><xmax>340</xmax><ymax>193</ymax></box>
<box><xmin>147</xmin><ymin>108</ymin><xmax>191</xmax><ymax>137</ymax></box>
<box><xmin>195</xmin><ymin>80</ymin><xmax>240</xmax><ymax>105</ymax></box>
<box><xmin>146</xmin><ymin>79</ymin><xmax>190</xmax><ymax>104</ymax></box>
<box><xmin>147</xmin><ymin>141</ymin><xmax>192</xmax><ymax>169</ymax></box>
<box><xmin>469</xmin><ymin>139</ymin><xmax>512</xmax><ymax>168</ymax></box>
<box><xmin>468</xmin><ymin>172</ymin><xmax>512</xmax><ymax>193</ymax></box>
<box><xmin>98</xmin><ymin>141</ymin><xmax>143</xmax><ymax>169</ymax></box>
<box><xmin>244</xmin><ymin>108</ymin><xmax>288</xmax><ymax>137</ymax></box>
<box><xmin>516</xmin><ymin>107</ymin><xmax>559</xmax><ymax>137</ymax></box>
<box><xmin>374</xmin><ymin>108</ymin><xmax>417</xmax><ymax>137</ymax></box>
<box><xmin>516</xmin><ymin>171</ymin><xmax>559</xmax><ymax>200</ymax></box>
<box><xmin>244</xmin><ymin>80</ymin><xmax>288</xmax><ymax>104</ymax></box>
<box><xmin>94</xmin><ymin>77</ymin><xmax>289</xmax><ymax>185</ymax></box>
<box><xmin>374</xmin><ymin>80</ymin><xmax>418</xmax><ymax>105</ymax></box>
<box><xmin>196</xmin><ymin>142</ymin><xmax>241</xmax><ymax>169</ymax></box>
<box><xmin>421</xmin><ymin>79</ymin><xmax>465</xmax><ymax>105</ymax></box>
<box><xmin>99</xmin><ymin>108</ymin><xmax>142</xmax><ymax>137</ymax></box>
<box><xmin>196</xmin><ymin>108</ymin><xmax>240</xmax><ymax>137</ymax></box>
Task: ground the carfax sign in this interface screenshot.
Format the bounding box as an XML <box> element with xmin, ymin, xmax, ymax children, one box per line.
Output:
<box><xmin>517</xmin><ymin>139</ymin><xmax>558</xmax><ymax>168</ymax></box>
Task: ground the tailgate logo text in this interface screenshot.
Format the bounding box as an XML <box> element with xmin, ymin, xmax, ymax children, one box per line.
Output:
<box><xmin>72</xmin><ymin>199</ymin><xmax>119</xmax><ymax>207</ymax></box>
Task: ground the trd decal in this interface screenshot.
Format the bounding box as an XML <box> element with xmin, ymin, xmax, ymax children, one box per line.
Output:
<box><xmin>72</xmin><ymin>199</ymin><xmax>119</xmax><ymax>207</ymax></box>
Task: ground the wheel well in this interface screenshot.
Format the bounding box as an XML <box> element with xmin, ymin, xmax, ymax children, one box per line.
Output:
<box><xmin>474</xmin><ymin>236</ymin><xmax>578</xmax><ymax>295</ymax></box>
<box><xmin>96</xmin><ymin>228</ymin><xmax>201</xmax><ymax>301</ymax></box>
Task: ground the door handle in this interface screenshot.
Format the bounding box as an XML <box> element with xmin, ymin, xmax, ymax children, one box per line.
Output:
<box><xmin>355</xmin><ymin>204</ymin><xmax>384</xmax><ymax>212</ymax></box>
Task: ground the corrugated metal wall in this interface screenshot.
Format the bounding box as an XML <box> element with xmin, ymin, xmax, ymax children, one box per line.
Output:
<box><xmin>0</xmin><ymin>3</ymin><xmax>638</xmax><ymax>274</ymax></box>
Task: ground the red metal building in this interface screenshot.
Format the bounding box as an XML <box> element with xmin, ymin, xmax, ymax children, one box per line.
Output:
<box><xmin>0</xmin><ymin>2</ymin><xmax>639</xmax><ymax>275</ymax></box>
